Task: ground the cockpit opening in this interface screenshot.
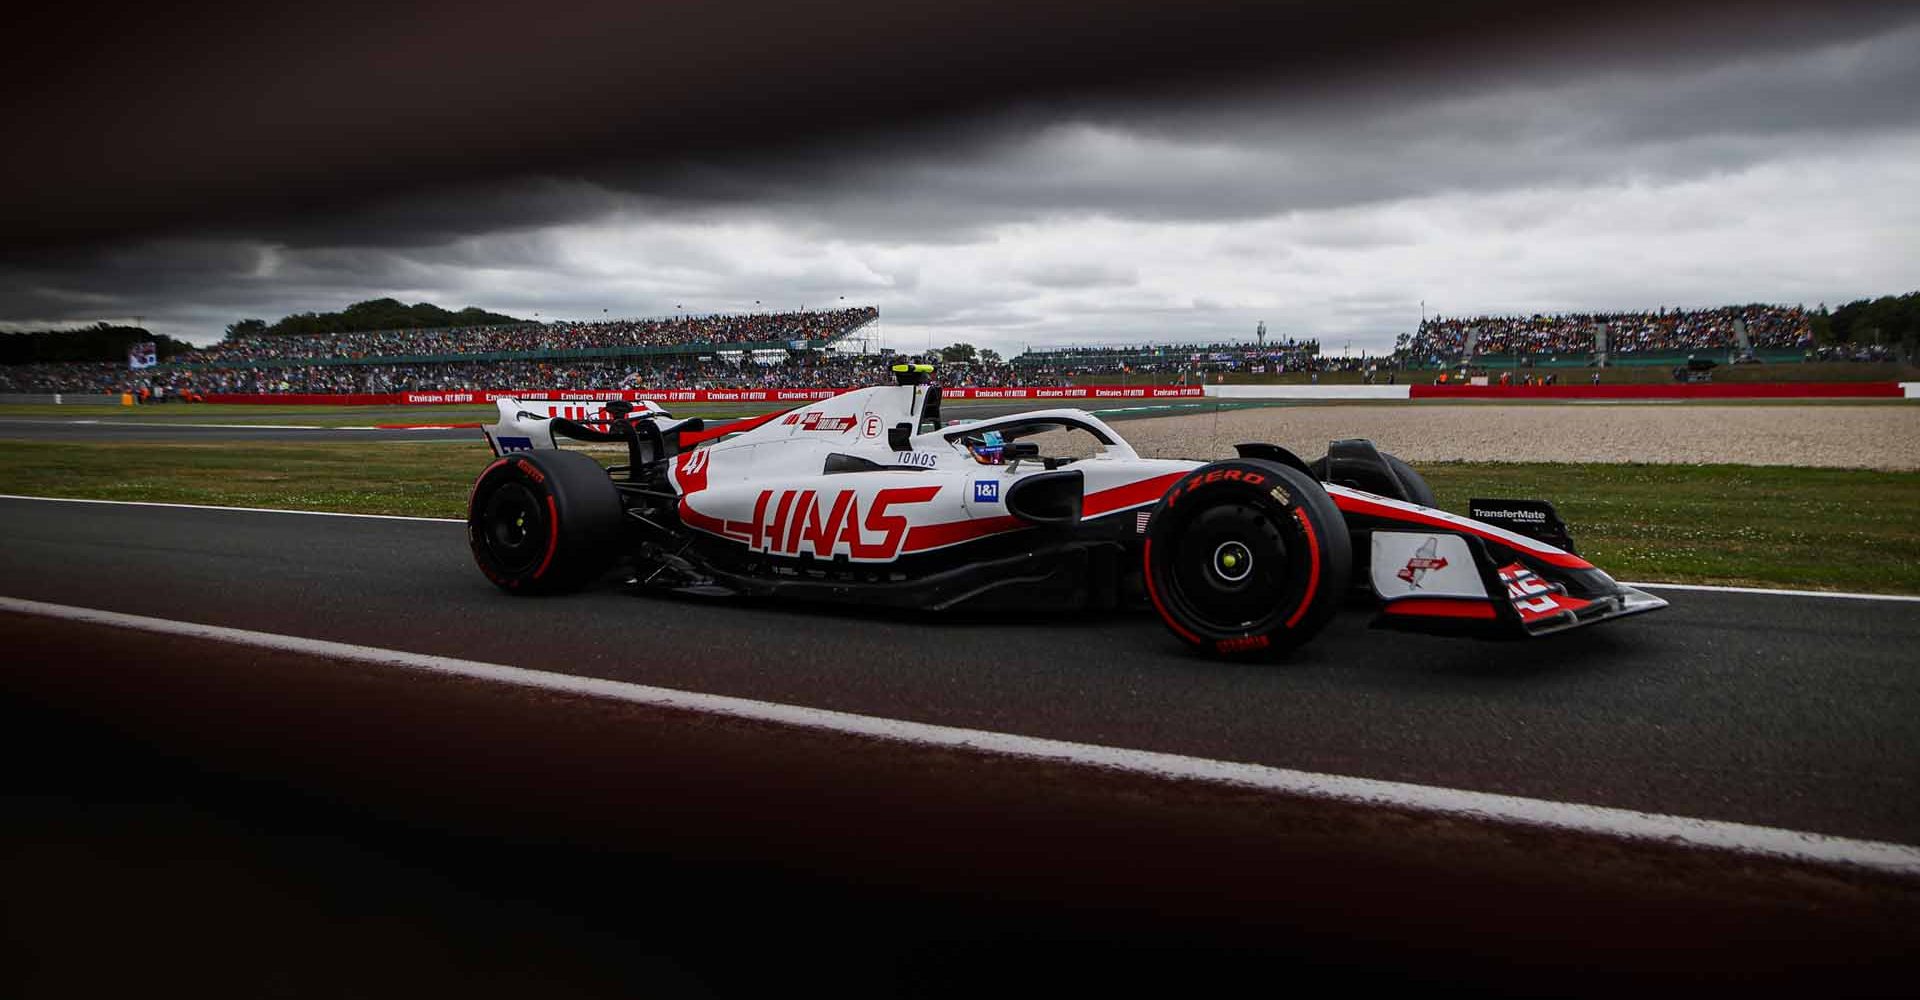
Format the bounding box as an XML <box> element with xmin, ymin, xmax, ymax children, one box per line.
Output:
<box><xmin>950</xmin><ymin>418</ymin><xmax>1112</xmax><ymax>470</ymax></box>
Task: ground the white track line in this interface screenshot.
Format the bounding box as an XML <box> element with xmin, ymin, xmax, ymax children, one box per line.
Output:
<box><xmin>0</xmin><ymin>494</ymin><xmax>465</xmax><ymax>523</ymax></box>
<box><xmin>4</xmin><ymin>494</ymin><xmax>1917</xmax><ymax>604</ymax></box>
<box><xmin>2</xmin><ymin>594</ymin><xmax>1916</xmax><ymax>878</ymax></box>
<box><xmin>1623</xmin><ymin>581</ymin><xmax>1920</xmax><ymax>603</ymax></box>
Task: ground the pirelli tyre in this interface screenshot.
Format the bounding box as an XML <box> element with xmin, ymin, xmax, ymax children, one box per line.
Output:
<box><xmin>468</xmin><ymin>449</ymin><xmax>624</xmax><ymax>594</ymax></box>
<box><xmin>1143</xmin><ymin>459</ymin><xmax>1352</xmax><ymax>657</ymax></box>
<box><xmin>1309</xmin><ymin>450</ymin><xmax>1437</xmax><ymax>509</ymax></box>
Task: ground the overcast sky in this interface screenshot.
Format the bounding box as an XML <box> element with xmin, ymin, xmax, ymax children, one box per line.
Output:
<box><xmin>4</xmin><ymin>1</ymin><xmax>1916</xmax><ymax>353</ymax></box>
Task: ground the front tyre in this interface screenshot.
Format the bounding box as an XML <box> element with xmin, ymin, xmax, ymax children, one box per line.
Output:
<box><xmin>1144</xmin><ymin>459</ymin><xmax>1351</xmax><ymax>657</ymax></box>
<box><xmin>468</xmin><ymin>450</ymin><xmax>624</xmax><ymax>594</ymax></box>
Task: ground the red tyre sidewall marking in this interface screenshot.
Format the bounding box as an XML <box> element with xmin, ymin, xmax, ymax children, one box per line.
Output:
<box><xmin>470</xmin><ymin>459</ymin><xmax>520</xmax><ymax>586</ymax></box>
<box><xmin>531</xmin><ymin>495</ymin><xmax>560</xmax><ymax>581</ymax></box>
<box><xmin>1284</xmin><ymin>506</ymin><xmax>1321</xmax><ymax>629</ymax></box>
<box><xmin>470</xmin><ymin>458</ymin><xmax>511</xmax><ymax>517</ymax></box>
<box><xmin>1141</xmin><ymin>538</ymin><xmax>1202</xmax><ymax>645</ymax></box>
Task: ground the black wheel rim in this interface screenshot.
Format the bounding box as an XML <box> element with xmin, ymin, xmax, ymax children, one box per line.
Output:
<box><xmin>481</xmin><ymin>481</ymin><xmax>549</xmax><ymax>575</ymax></box>
<box><xmin>1160</xmin><ymin>501</ymin><xmax>1298</xmax><ymax>634</ymax></box>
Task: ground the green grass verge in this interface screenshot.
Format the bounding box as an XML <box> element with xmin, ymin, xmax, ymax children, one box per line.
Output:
<box><xmin>1420</xmin><ymin>463</ymin><xmax>1920</xmax><ymax>594</ymax></box>
<box><xmin>0</xmin><ymin>440</ymin><xmax>495</xmax><ymax>519</ymax></box>
<box><xmin>5</xmin><ymin>441</ymin><xmax>1915</xmax><ymax>593</ymax></box>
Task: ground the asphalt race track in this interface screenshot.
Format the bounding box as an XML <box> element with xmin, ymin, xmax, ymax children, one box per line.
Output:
<box><xmin>4</xmin><ymin>495</ymin><xmax>1916</xmax><ymax>844</ymax></box>
<box><xmin>4</xmin><ymin>495</ymin><xmax>1919</xmax><ymax>995</ymax></box>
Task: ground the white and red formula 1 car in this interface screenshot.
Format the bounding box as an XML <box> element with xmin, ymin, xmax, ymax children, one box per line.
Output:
<box><xmin>467</xmin><ymin>365</ymin><xmax>1664</xmax><ymax>657</ymax></box>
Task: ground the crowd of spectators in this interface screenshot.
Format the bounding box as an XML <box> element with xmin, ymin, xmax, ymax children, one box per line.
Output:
<box><xmin>1464</xmin><ymin>316</ymin><xmax>1594</xmax><ymax>357</ymax></box>
<box><xmin>6</xmin><ymin>302</ymin><xmax>1870</xmax><ymax>398</ymax></box>
<box><xmin>188</xmin><ymin>306</ymin><xmax>879</xmax><ymax>365</ymax></box>
<box><xmin>1607</xmin><ymin>304</ymin><xmax>1811</xmax><ymax>353</ymax></box>
<box><xmin>1405</xmin><ymin>305</ymin><xmax>1814</xmax><ymax>364</ymax></box>
<box><xmin>1015</xmin><ymin>339</ymin><xmax>1322</xmax><ymax>378</ymax></box>
<box><xmin>0</xmin><ymin>362</ymin><xmax>130</xmax><ymax>394</ymax></box>
<box><xmin>0</xmin><ymin>351</ymin><xmax>1048</xmax><ymax>396</ymax></box>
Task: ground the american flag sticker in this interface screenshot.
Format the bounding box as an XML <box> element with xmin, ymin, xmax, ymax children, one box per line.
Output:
<box><xmin>1136</xmin><ymin>510</ymin><xmax>1153</xmax><ymax>534</ymax></box>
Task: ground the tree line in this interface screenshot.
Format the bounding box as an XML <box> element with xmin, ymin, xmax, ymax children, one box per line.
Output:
<box><xmin>932</xmin><ymin>343</ymin><xmax>1003</xmax><ymax>364</ymax></box>
<box><xmin>224</xmin><ymin>298</ymin><xmax>526</xmax><ymax>340</ymax></box>
<box><xmin>1815</xmin><ymin>292</ymin><xmax>1919</xmax><ymax>350</ymax></box>
<box><xmin>0</xmin><ymin>324</ymin><xmax>195</xmax><ymax>364</ymax></box>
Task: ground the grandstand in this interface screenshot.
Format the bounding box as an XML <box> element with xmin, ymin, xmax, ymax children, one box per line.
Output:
<box><xmin>4</xmin><ymin>299</ymin><xmax>1907</xmax><ymax>396</ymax></box>
<box><xmin>0</xmin><ymin>306</ymin><xmax>884</xmax><ymax>395</ymax></box>
<box><xmin>1013</xmin><ymin>339</ymin><xmax>1323</xmax><ymax>378</ymax></box>
<box><xmin>188</xmin><ymin>306</ymin><xmax>878</xmax><ymax>368</ymax></box>
<box><xmin>1402</xmin><ymin>304</ymin><xmax>1815</xmax><ymax>369</ymax></box>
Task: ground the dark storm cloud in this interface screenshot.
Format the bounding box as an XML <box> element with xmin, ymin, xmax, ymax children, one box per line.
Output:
<box><xmin>625</xmin><ymin>11</ymin><xmax>1920</xmax><ymax>237</ymax></box>
<box><xmin>158</xmin><ymin>1</ymin><xmax>1900</xmax><ymax>262</ymax></box>
<box><xmin>8</xmin><ymin>0</ymin><xmax>1910</xmax><ymax>250</ymax></box>
<box><xmin>149</xmin><ymin>0</ymin><xmax>1920</xmax><ymax>262</ymax></box>
<box><xmin>4</xmin><ymin>1</ymin><xmax>1917</xmax><ymax>343</ymax></box>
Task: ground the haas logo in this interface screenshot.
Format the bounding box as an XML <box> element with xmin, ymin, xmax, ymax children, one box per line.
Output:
<box><xmin>719</xmin><ymin>486</ymin><xmax>940</xmax><ymax>560</ymax></box>
<box><xmin>1397</xmin><ymin>536</ymin><xmax>1449</xmax><ymax>587</ymax></box>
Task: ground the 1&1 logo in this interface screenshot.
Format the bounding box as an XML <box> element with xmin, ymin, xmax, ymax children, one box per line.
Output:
<box><xmin>973</xmin><ymin>480</ymin><xmax>1000</xmax><ymax>503</ymax></box>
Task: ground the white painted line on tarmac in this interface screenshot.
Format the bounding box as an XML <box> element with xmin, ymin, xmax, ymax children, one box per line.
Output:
<box><xmin>5</xmin><ymin>494</ymin><xmax>1918</xmax><ymax>604</ymax></box>
<box><xmin>1622</xmin><ymin>581</ymin><xmax>1920</xmax><ymax>603</ymax></box>
<box><xmin>3</xmin><ymin>593</ymin><xmax>1917</xmax><ymax>879</ymax></box>
<box><xmin>1081</xmin><ymin>404</ymin><xmax>1180</xmax><ymax>415</ymax></box>
<box><xmin>0</xmin><ymin>494</ymin><xmax>466</xmax><ymax>523</ymax></box>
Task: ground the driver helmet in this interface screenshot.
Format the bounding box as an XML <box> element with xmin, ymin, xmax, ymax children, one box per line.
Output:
<box><xmin>970</xmin><ymin>430</ymin><xmax>1007</xmax><ymax>465</ymax></box>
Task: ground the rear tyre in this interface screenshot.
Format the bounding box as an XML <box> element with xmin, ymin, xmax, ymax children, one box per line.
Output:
<box><xmin>1144</xmin><ymin>459</ymin><xmax>1351</xmax><ymax>657</ymax></box>
<box><xmin>468</xmin><ymin>450</ymin><xmax>624</xmax><ymax>594</ymax></box>
<box><xmin>1309</xmin><ymin>450</ymin><xmax>1437</xmax><ymax>509</ymax></box>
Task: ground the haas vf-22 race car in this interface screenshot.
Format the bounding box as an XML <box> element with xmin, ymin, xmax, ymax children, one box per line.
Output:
<box><xmin>467</xmin><ymin>366</ymin><xmax>1665</xmax><ymax>657</ymax></box>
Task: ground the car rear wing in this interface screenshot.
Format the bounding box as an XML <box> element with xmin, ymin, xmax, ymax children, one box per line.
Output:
<box><xmin>482</xmin><ymin>397</ymin><xmax>702</xmax><ymax>461</ymax></box>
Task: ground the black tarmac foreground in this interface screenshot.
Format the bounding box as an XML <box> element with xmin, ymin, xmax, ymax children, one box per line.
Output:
<box><xmin>3</xmin><ymin>495</ymin><xmax>1918</xmax><ymax>997</ymax></box>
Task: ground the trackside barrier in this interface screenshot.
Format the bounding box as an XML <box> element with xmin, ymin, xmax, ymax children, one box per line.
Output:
<box><xmin>1408</xmin><ymin>382</ymin><xmax>1905</xmax><ymax>400</ymax></box>
<box><xmin>199</xmin><ymin>385</ymin><xmax>1210</xmax><ymax>406</ymax></box>
<box><xmin>1903</xmin><ymin>382</ymin><xmax>1919</xmax><ymax>399</ymax></box>
<box><xmin>1204</xmin><ymin>385</ymin><xmax>1413</xmax><ymax>400</ymax></box>
<box><xmin>0</xmin><ymin>392</ymin><xmax>123</xmax><ymax>406</ymax></box>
